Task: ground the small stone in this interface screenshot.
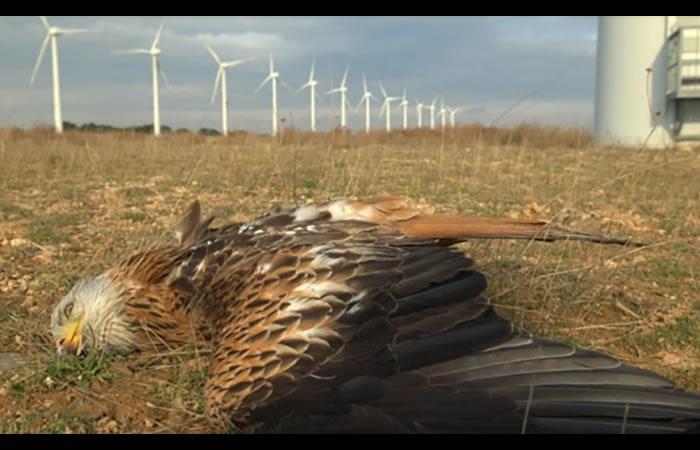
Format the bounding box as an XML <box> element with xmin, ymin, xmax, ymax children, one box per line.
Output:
<box><xmin>9</xmin><ymin>238</ymin><xmax>29</xmax><ymax>247</ymax></box>
<box><xmin>96</xmin><ymin>416</ymin><xmax>119</xmax><ymax>434</ymax></box>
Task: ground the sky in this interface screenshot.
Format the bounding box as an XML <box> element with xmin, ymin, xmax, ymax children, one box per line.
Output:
<box><xmin>0</xmin><ymin>16</ymin><xmax>599</xmax><ymax>133</ymax></box>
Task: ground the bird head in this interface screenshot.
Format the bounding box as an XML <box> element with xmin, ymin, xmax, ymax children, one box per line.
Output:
<box><xmin>50</xmin><ymin>275</ymin><xmax>138</xmax><ymax>356</ymax></box>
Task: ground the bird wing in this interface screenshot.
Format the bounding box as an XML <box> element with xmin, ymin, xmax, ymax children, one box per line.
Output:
<box><xmin>225</xmin><ymin>196</ymin><xmax>643</xmax><ymax>246</ymax></box>
<box><xmin>161</xmin><ymin>198</ymin><xmax>699</xmax><ymax>433</ymax></box>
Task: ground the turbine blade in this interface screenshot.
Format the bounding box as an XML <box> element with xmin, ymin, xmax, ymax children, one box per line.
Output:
<box><xmin>152</xmin><ymin>18</ymin><xmax>166</xmax><ymax>50</ymax></box>
<box><xmin>255</xmin><ymin>74</ymin><xmax>273</xmax><ymax>93</ymax></box>
<box><xmin>309</xmin><ymin>59</ymin><xmax>315</xmax><ymax>83</ymax></box>
<box><xmin>211</xmin><ymin>68</ymin><xmax>222</xmax><ymax>105</ymax></box>
<box><xmin>59</xmin><ymin>28</ymin><xmax>90</xmax><ymax>35</ymax></box>
<box><xmin>224</xmin><ymin>57</ymin><xmax>253</xmax><ymax>68</ymax></box>
<box><xmin>363</xmin><ymin>73</ymin><xmax>368</xmax><ymax>94</ymax></box>
<box><xmin>297</xmin><ymin>81</ymin><xmax>311</xmax><ymax>92</ymax></box>
<box><xmin>380</xmin><ymin>100</ymin><xmax>387</xmax><ymax>118</ymax></box>
<box><xmin>268</xmin><ymin>54</ymin><xmax>274</xmax><ymax>73</ymax></box>
<box><xmin>114</xmin><ymin>48</ymin><xmax>151</xmax><ymax>54</ymax></box>
<box><xmin>280</xmin><ymin>79</ymin><xmax>294</xmax><ymax>92</ymax></box>
<box><xmin>39</xmin><ymin>16</ymin><xmax>50</xmax><ymax>30</ymax></box>
<box><xmin>341</xmin><ymin>66</ymin><xmax>349</xmax><ymax>87</ymax></box>
<box><xmin>30</xmin><ymin>33</ymin><xmax>50</xmax><ymax>86</ymax></box>
<box><xmin>159</xmin><ymin>62</ymin><xmax>171</xmax><ymax>88</ymax></box>
<box><xmin>325</xmin><ymin>88</ymin><xmax>341</xmax><ymax>95</ymax></box>
<box><xmin>379</xmin><ymin>82</ymin><xmax>387</xmax><ymax>98</ymax></box>
<box><xmin>204</xmin><ymin>44</ymin><xmax>221</xmax><ymax>64</ymax></box>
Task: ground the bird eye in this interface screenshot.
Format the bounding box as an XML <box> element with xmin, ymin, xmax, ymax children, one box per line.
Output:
<box><xmin>63</xmin><ymin>302</ymin><xmax>74</xmax><ymax>318</ymax></box>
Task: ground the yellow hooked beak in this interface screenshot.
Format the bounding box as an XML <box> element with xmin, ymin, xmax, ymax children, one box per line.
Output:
<box><xmin>57</xmin><ymin>315</ymin><xmax>84</xmax><ymax>356</ymax></box>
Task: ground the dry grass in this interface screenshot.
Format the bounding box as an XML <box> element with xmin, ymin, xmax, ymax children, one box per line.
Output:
<box><xmin>0</xmin><ymin>124</ymin><xmax>698</xmax><ymax>433</ymax></box>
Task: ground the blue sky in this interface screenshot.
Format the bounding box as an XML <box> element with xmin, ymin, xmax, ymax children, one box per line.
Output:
<box><xmin>0</xmin><ymin>16</ymin><xmax>598</xmax><ymax>132</ymax></box>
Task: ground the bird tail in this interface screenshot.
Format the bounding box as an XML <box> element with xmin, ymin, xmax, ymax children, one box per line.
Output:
<box><xmin>331</xmin><ymin>196</ymin><xmax>644</xmax><ymax>247</ymax></box>
<box><xmin>394</xmin><ymin>214</ymin><xmax>643</xmax><ymax>246</ymax></box>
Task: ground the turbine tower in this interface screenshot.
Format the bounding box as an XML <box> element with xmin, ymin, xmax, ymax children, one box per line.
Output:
<box><xmin>256</xmin><ymin>54</ymin><xmax>281</xmax><ymax>136</ymax></box>
<box><xmin>357</xmin><ymin>73</ymin><xmax>375</xmax><ymax>134</ymax></box>
<box><xmin>205</xmin><ymin>44</ymin><xmax>253</xmax><ymax>136</ymax></box>
<box><xmin>415</xmin><ymin>98</ymin><xmax>424</xmax><ymax>128</ymax></box>
<box><xmin>326</xmin><ymin>66</ymin><xmax>350</xmax><ymax>129</ymax></box>
<box><xmin>438</xmin><ymin>99</ymin><xmax>447</xmax><ymax>129</ymax></box>
<box><xmin>428</xmin><ymin>98</ymin><xmax>437</xmax><ymax>130</ymax></box>
<box><xmin>30</xmin><ymin>16</ymin><xmax>89</xmax><ymax>134</ymax></box>
<box><xmin>448</xmin><ymin>106</ymin><xmax>462</xmax><ymax>128</ymax></box>
<box><xmin>298</xmin><ymin>59</ymin><xmax>319</xmax><ymax>132</ymax></box>
<box><xmin>115</xmin><ymin>19</ymin><xmax>168</xmax><ymax>136</ymax></box>
<box><xmin>595</xmin><ymin>16</ymin><xmax>676</xmax><ymax>148</ymax></box>
<box><xmin>379</xmin><ymin>83</ymin><xmax>400</xmax><ymax>132</ymax></box>
<box><xmin>397</xmin><ymin>88</ymin><xmax>409</xmax><ymax>130</ymax></box>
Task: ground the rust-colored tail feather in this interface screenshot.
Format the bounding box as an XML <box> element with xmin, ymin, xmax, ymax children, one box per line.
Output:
<box><xmin>395</xmin><ymin>215</ymin><xmax>644</xmax><ymax>247</ymax></box>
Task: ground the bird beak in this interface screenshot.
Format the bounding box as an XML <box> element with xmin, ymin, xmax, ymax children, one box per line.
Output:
<box><xmin>56</xmin><ymin>316</ymin><xmax>84</xmax><ymax>356</ymax></box>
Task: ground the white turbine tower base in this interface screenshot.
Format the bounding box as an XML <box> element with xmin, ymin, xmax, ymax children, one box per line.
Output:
<box><xmin>428</xmin><ymin>98</ymin><xmax>437</xmax><ymax>130</ymax></box>
<box><xmin>397</xmin><ymin>88</ymin><xmax>408</xmax><ymax>130</ymax></box>
<box><xmin>205</xmin><ymin>44</ymin><xmax>253</xmax><ymax>136</ymax></box>
<box><xmin>357</xmin><ymin>73</ymin><xmax>376</xmax><ymax>134</ymax></box>
<box><xmin>415</xmin><ymin>99</ymin><xmax>424</xmax><ymax>128</ymax></box>
<box><xmin>298</xmin><ymin>59</ymin><xmax>320</xmax><ymax>132</ymax></box>
<box><xmin>594</xmin><ymin>16</ymin><xmax>672</xmax><ymax>148</ymax></box>
<box><xmin>438</xmin><ymin>99</ymin><xmax>447</xmax><ymax>130</ymax></box>
<box><xmin>257</xmin><ymin>54</ymin><xmax>286</xmax><ymax>137</ymax></box>
<box><xmin>379</xmin><ymin>83</ymin><xmax>400</xmax><ymax>132</ymax></box>
<box><xmin>326</xmin><ymin>66</ymin><xmax>351</xmax><ymax>130</ymax></box>
<box><xmin>30</xmin><ymin>16</ymin><xmax>89</xmax><ymax>134</ymax></box>
<box><xmin>115</xmin><ymin>19</ymin><xmax>169</xmax><ymax>136</ymax></box>
<box><xmin>447</xmin><ymin>106</ymin><xmax>462</xmax><ymax>128</ymax></box>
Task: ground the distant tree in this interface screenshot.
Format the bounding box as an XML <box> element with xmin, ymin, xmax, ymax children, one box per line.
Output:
<box><xmin>128</xmin><ymin>124</ymin><xmax>154</xmax><ymax>134</ymax></box>
<box><xmin>62</xmin><ymin>121</ymin><xmax>77</xmax><ymax>131</ymax></box>
<box><xmin>198</xmin><ymin>128</ymin><xmax>221</xmax><ymax>136</ymax></box>
<box><xmin>175</xmin><ymin>128</ymin><xmax>190</xmax><ymax>134</ymax></box>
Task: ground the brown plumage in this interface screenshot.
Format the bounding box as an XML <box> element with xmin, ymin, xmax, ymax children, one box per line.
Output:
<box><xmin>50</xmin><ymin>196</ymin><xmax>700</xmax><ymax>433</ymax></box>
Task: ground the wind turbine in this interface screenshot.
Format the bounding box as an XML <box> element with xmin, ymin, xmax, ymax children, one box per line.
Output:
<box><xmin>205</xmin><ymin>44</ymin><xmax>253</xmax><ymax>136</ymax></box>
<box><xmin>298</xmin><ymin>59</ymin><xmax>319</xmax><ymax>132</ymax></box>
<box><xmin>397</xmin><ymin>88</ymin><xmax>409</xmax><ymax>130</ymax></box>
<box><xmin>325</xmin><ymin>66</ymin><xmax>351</xmax><ymax>129</ymax></box>
<box><xmin>30</xmin><ymin>16</ymin><xmax>89</xmax><ymax>134</ymax></box>
<box><xmin>428</xmin><ymin>98</ymin><xmax>437</xmax><ymax>130</ymax></box>
<box><xmin>115</xmin><ymin>19</ymin><xmax>168</xmax><ymax>136</ymax></box>
<box><xmin>448</xmin><ymin>106</ymin><xmax>462</xmax><ymax>127</ymax></box>
<box><xmin>379</xmin><ymin>83</ymin><xmax>400</xmax><ymax>132</ymax></box>
<box><xmin>256</xmin><ymin>54</ymin><xmax>283</xmax><ymax>136</ymax></box>
<box><xmin>356</xmin><ymin>73</ymin><xmax>376</xmax><ymax>134</ymax></box>
<box><xmin>438</xmin><ymin>98</ymin><xmax>447</xmax><ymax>129</ymax></box>
<box><xmin>415</xmin><ymin>98</ymin><xmax>425</xmax><ymax>128</ymax></box>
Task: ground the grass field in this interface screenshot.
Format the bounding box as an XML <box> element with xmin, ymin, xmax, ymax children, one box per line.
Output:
<box><xmin>0</xmin><ymin>124</ymin><xmax>698</xmax><ymax>433</ymax></box>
